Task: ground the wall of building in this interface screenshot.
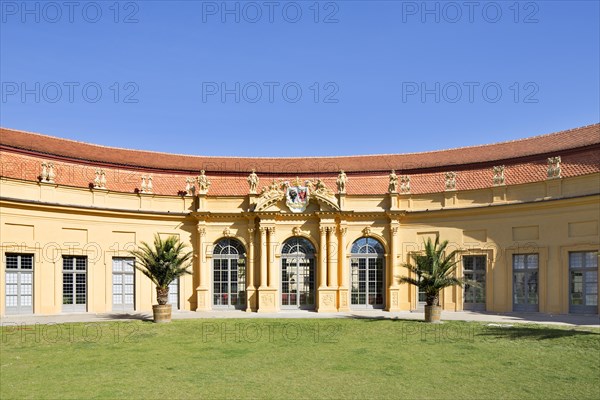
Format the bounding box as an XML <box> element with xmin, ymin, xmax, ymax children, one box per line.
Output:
<box><xmin>1</xmin><ymin>173</ymin><xmax>598</xmax><ymax>316</ymax></box>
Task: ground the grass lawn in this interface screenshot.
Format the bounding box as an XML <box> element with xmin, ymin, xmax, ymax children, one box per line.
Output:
<box><xmin>1</xmin><ymin>318</ymin><xmax>599</xmax><ymax>399</ymax></box>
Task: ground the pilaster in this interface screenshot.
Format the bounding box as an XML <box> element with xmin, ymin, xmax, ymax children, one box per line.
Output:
<box><xmin>317</xmin><ymin>224</ymin><xmax>337</xmax><ymax>312</ymax></box>
<box><xmin>257</xmin><ymin>224</ymin><xmax>277</xmax><ymax>312</ymax></box>
<box><xmin>246</xmin><ymin>226</ymin><xmax>257</xmax><ymax>312</ymax></box>
<box><xmin>337</xmin><ymin>225</ymin><xmax>350</xmax><ymax>311</ymax></box>
<box><xmin>387</xmin><ymin>220</ymin><xmax>401</xmax><ymax>311</ymax></box>
<box><xmin>195</xmin><ymin>225</ymin><xmax>210</xmax><ymax>311</ymax></box>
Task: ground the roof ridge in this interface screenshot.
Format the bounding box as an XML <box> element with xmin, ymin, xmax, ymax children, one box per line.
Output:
<box><xmin>1</xmin><ymin>123</ymin><xmax>598</xmax><ymax>160</ymax></box>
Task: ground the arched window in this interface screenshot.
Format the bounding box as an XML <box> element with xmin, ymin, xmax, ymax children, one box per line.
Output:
<box><xmin>350</xmin><ymin>237</ymin><xmax>385</xmax><ymax>309</ymax></box>
<box><xmin>213</xmin><ymin>238</ymin><xmax>246</xmax><ymax>309</ymax></box>
<box><xmin>281</xmin><ymin>237</ymin><xmax>316</xmax><ymax>309</ymax></box>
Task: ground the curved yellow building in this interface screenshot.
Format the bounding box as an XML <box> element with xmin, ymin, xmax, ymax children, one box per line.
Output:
<box><xmin>1</xmin><ymin>125</ymin><xmax>598</xmax><ymax>316</ymax></box>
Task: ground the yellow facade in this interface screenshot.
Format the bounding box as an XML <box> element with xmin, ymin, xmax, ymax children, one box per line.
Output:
<box><xmin>1</xmin><ymin>172</ymin><xmax>598</xmax><ymax>316</ymax></box>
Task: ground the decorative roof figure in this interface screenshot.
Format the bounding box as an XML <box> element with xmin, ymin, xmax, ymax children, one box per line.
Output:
<box><xmin>197</xmin><ymin>170</ymin><xmax>211</xmax><ymax>194</ymax></box>
<box><xmin>248</xmin><ymin>169</ymin><xmax>259</xmax><ymax>194</ymax></box>
<box><xmin>389</xmin><ymin>170</ymin><xmax>398</xmax><ymax>193</ymax></box>
<box><xmin>336</xmin><ymin>170</ymin><xmax>347</xmax><ymax>194</ymax></box>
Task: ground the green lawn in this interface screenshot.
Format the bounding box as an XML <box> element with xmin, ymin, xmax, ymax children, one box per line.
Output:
<box><xmin>1</xmin><ymin>318</ymin><xmax>599</xmax><ymax>399</ymax></box>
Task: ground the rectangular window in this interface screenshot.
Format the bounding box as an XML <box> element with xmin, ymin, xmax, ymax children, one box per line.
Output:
<box><xmin>463</xmin><ymin>255</ymin><xmax>486</xmax><ymax>311</ymax></box>
<box><xmin>112</xmin><ymin>257</ymin><xmax>135</xmax><ymax>312</ymax></box>
<box><xmin>5</xmin><ymin>253</ymin><xmax>34</xmax><ymax>314</ymax></box>
<box><xmin>62</xmin><ymin>256</ymin><xmax>87</xmax><ymax>312</ymax></box>
<box><xmin>513</xmin><ymin>254</ymin><xmax>539</xmax><ymax>312</ymax></box>
<box><xmin>569</xmin><ymin>251</ymin><xmax>598</xmax><ymax>313</ymax></box>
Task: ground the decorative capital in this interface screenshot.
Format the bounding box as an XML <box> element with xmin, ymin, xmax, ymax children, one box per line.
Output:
<box><xmin>339</xmin><ymin>227</ymin><xmax>348</xmax><ymax>237</ymax></box>
<box><xmin>266</xmin><ymin>226</ymin><xmax>276</xmax><ymax>235</ymax></box>
<box><xmin>197</xmin><ymin>227</ymin><xmax>207</xmax><ymax>236</ymax></box>
<box><xmin>391</xmin><ymin>226</ymin><xmax>399</xmax><ymax>236</ymax></box>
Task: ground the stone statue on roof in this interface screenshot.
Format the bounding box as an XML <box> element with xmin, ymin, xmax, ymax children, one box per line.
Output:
<box><xmin>336</xmin><ymin>170</ymin><xmax>347</xmax><ymax>194</ymax></box>
<box><xmin>248</xmin><ymin>169</ymin><xmax>259</xmax><ymax>194</ymax></box>
<box><xmin>389</xmin><ymin>170</ymin><xmax>398</xmax><ymax>193</ymax></box>
<box><xmin>197</xmin><ymin>170</ymin><xmax>211</xmax><ymax>194</ymax></box>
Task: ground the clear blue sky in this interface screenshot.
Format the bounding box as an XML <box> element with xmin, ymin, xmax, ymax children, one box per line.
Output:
<box><xmin>1</xmin><ymin>0</ymin><xmax>598</xmax><ymax>156</ymax></box>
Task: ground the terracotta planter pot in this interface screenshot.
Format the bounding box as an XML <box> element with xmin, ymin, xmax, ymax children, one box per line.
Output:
<box><xmin>152</xmin><ymin>304</ymin><xmax>172</xmax><ymax>323</ymax></box>
<box><xmin>424</xmin><ymin>305</ymin><xmax>442</xmax><ymax>323</ymax></box>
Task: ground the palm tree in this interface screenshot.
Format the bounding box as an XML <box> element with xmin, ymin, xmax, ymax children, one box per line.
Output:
<box><xmin>129</xmin><ymin>234</ymin><xmax>192</xmax><ymax>307</ymax></box>
<box><xmin>399</xmin><ymin>237</ymin><xmax>467</xmax><ymax>322</ymax></box>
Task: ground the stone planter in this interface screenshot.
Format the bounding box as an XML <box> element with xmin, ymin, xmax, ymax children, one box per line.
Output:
<box><xmin>152</xmin><ymin>304</ymin><xmax>172</xmax><ymax>323</ymax></box>
<box><xmin>424</xmin><ymin>305</ymin><xmax>442</xmax><ymax>323</ymax></box>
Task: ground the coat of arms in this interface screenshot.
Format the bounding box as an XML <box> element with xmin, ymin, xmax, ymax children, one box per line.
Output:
<box><xmin>285</xmin><ymin>182</ymin><xmax>310</xmax><ymax>213</ymax></box>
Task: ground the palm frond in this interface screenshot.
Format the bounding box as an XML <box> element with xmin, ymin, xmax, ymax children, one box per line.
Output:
<box><xmin>399</xmin><ymin>237</ymin><xmax>467</xmax><ymax>306</ymax></box>
<box><xmin>129</xmin><ymin>234</ymin><xmax>193</xmax><ymax>289</ymax></box>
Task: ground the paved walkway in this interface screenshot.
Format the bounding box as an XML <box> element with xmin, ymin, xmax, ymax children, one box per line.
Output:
<box><xmin>2</xmin><ymin>310</ymin><xmax>599</xmax><ymax>327</ymax></box>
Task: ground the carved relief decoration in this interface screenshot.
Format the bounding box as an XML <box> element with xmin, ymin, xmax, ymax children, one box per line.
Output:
<box><xmin>141</xmin><ymin>175</ymin><xmax>153</xmax><ymax>194</ymax></box>
<box><xmin>254</xmin><ymin>178</ymin><xmax>340</xmax><ymax>212</ymax></box>
<box><xmin>399</xmin><ymin>175</ymin><xmax>410</xmax><ymax>194</ymax></box>
<box><xmin>445</xmin><ymin>172</ymin><xmax>457</xmax><ymax>191</ymax></box>
<box><xmin>547</xmin><ymin>156</ymin><xmax>561</xmax><ymax>179</ymax></box>
<box><xmin>493</xmin><ymin>166</ymin><xmax>505</xmax><ymax>186</ymax></box>
<box><xmin>185</xmin><ymin>178</ymin><xmax>196</xmax><ymax>196</ymax></box>
<box><xmin>94</xmin><ymin>169</ymin><xmax>107</xmax><ymax>189</ymax></box>
<box><xmin>40</xmin><ymin>162</ymin><xmax>56</xmax><ymax>183</ymax></box>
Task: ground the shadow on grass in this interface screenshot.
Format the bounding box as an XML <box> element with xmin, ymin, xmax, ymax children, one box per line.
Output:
<box><xmin>476</xmin><ymin>325</ymin><xmax>600</xmax><ymax>340</ymax></box>
<box><xmin>100</xmin><ymin>313</ymin><xmax>153</xmax><ymax>322</ymax></box>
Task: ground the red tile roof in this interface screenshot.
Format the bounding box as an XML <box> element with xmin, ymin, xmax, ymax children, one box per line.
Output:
<box><xmin>1</xmin><ymin>125</ymin><xmax>599</xmax><ymax>196</ymax></box>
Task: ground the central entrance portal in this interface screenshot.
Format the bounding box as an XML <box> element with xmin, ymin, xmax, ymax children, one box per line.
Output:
<box><xmin>281</xmin><ymin>237</ymin><xmax>316</xmax><ymax>310</ymax></box>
